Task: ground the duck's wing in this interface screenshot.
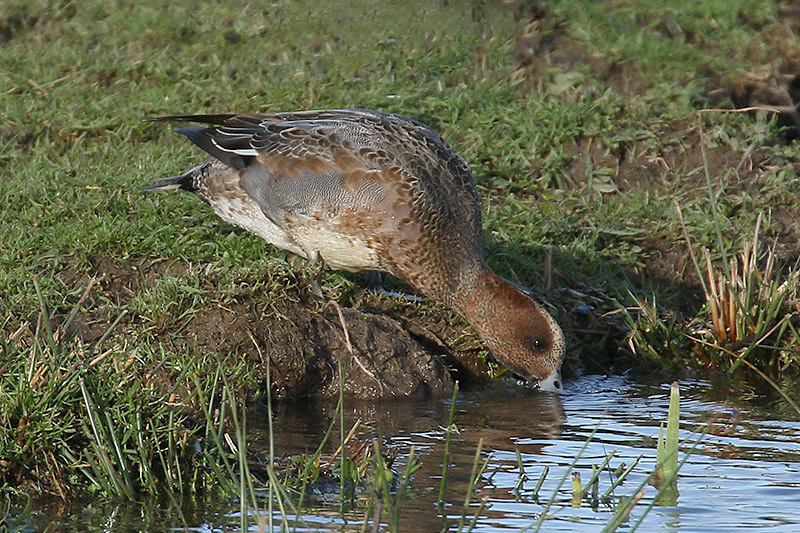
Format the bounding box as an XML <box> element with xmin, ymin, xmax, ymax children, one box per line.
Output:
<box><xmin>158</xmin><ymin>109</ymin><xmax>484</xmax><ymax>257</ymax></box>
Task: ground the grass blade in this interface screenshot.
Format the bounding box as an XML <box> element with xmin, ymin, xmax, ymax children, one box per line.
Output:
<box><xmin>439</xmin><ymin>381</ymin><xmax>459</xmax><ymax>508</ymax></box>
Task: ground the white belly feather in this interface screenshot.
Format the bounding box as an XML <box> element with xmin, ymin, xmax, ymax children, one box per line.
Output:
<box><xmin>209</xmin><ymin>194</ymin><xmax>380</xmax><ymax>272</ymax></box>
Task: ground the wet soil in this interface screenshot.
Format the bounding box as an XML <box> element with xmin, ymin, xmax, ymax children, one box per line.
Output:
<box><xmin>56</xmin><ymin>255</ymin><xmax>489</xmax><ymax>400</ymax></box>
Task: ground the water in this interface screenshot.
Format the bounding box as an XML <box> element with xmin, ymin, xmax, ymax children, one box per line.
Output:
<box><xmin>13</xmin><ymin>374</ymin><xmax>800</xmax><ymax>531</ymax></box>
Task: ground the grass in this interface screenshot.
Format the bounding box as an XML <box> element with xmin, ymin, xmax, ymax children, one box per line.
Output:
<box><xmin>2</xmin><ymin>0</ymin><xmax>799</xmax><ymax>379</ymax></box>
<box><xmin>653</xmin><ymin>382</ymin><xmax>681</xmax><ymax>506</ymax></box>
<box><xmin>0</xmin><ymin>279</ymin><xmax>259</xmax><ymax>502</ymax></box>
<box><xmin>2</xmin><ymin>0</ymin><xmax>800</xmax><ymax>527</ymax></box>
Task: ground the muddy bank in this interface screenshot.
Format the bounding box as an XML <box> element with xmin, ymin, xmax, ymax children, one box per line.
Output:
<box><xmin>181</xmin><ymin>300</ymin><xmax>457</xmax><ymax>399</ymax></box>
<box><xmin>57</xmin><ymin>255</ymin><xmax>509</xmax><ymax>399</ymax></box>
<box><xmin>52</xmin><ymin>252</ymin><xmax>641</xmax><ymax>400</ymax></box>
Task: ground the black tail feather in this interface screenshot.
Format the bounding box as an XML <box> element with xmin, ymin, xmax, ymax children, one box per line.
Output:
<box><xmin>146</xmin><ymin>114</ymin><xmax>238</xmax><ymax>125</ymax></box>
<box><xmin>141</xmin><ymin>174</ymin><xmax>191</xmax><ymax>192</ymax></box>
<box><xmin>149</xmin><ymin>114</ymin><xmax>256</xmax><ymax>170</ymax></box>
<box><xmin>141</xmin><ymin>162</ymin><xmax>208</xmax><ymax>193</ymax></box>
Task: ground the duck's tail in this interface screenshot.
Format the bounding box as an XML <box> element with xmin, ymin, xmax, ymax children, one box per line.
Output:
<box><xmin>141</xmin><ymin>161</ymin><xmax>208</xmax><ymax>193</ymax></box>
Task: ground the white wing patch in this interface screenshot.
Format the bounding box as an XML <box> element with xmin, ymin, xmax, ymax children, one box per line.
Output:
<box><xmin>210</xmin><ymin>137</ymin><xmax>259</xmax><ymax>157</ymax></box>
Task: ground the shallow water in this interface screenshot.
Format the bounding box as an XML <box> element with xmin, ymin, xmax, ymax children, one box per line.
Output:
<box><xmin>14</xmin><ymin>374</ymin><xmax>800</xmax><ymax>532</ymax></box>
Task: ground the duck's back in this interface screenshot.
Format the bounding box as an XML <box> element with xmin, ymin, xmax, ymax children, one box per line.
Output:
<box><xmin>167</xmin><ymin>109</ymin><xmax>486</xmax><ymax>303</ymax></box>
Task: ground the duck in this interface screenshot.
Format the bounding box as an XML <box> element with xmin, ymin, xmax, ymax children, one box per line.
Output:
<box><xmin>146</xmin><ymin>109</ymin><xmax>565</xmax><ymax>392</ymax></box>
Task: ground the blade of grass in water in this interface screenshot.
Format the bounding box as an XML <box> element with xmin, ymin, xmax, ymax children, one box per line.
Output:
<box><xmin>265</xmin><ymin>342</ymin><xmax>275</xmax><ymax>533</ymax></box>
<box><xmin>338</xmin><ymin>357</ymin><xmax>346</xmax><ymax>515</ymax></box>
<box><xmin>652</xmin><ymin>382</ymin><xmax>680</xmax><ymax>505</ymax></box>
<box><xmin>664</xmin><ymin>382</ymin><xmax>681</xmax><ymax>482</ymax></box>
<box><xmin>248</xmin><ymin>330</ymin><xmax>286</xmax><ymax>531</ymax></box>
<box><xmin>582</xmin><ymin>451</ymin><xmax>616</xmax><ymax>495</ymax></box>
<box><xmin>525</xmin><ymin>421</ymin><xmax>605</xmax><ymax>532</ymax></box>
<box><xmin>603</xmin><ymin>385</ymin><xmax>708</xmax><ymax>533</ymax></box>
<box><xmin>623</xmin><ymin>424</ymin><xmax>710</xmax><ymax>533</ymax></box>
<box><xmin>457</xmin><ymin>437</ymin><xmax>491</xmax><ymax>532</ymax></box>
<box><xmin>532</xmin><ymin>465</ymin><xmax>549</xmax><ymax>501</ymax></box>
<box><xmin>386</xmin><ymin>444</ymin><xmax>421</xmax><ymax>532</ymax></box>
<box><xmin>591</xmin><ymin>465</ymin><xmax>600</xmax><ymax>502</ymax></box>
<box><xmin>601</xmin><ymin>456</ymin><xmax>642</xmax><ymax>500</ymax></box>
<box><xmin>438</xmin><ymin>381</ymin><xmax>459</xmax><ymax>508</ymax></box>
<box><xmin>513</xmin><ymin>446</ymin><xmax>527</xmax><ymax>493</ymax></box>
<box><xmin>571</xmin><ymin>472</ymin><xmax>582</xmax><ymax>508</ymax></box>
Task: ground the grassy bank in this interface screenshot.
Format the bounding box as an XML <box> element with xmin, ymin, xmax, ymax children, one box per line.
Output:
<box><xmin>2</xmin><ymin>0</ymin><xmax>800</xmax><ymax>505</ymax></box>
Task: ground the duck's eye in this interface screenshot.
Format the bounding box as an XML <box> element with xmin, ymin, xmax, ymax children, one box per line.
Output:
<box><xmin>532</xmin><ymin>338</ymin><xmax>548</xmax><ymax>352</ymax></box>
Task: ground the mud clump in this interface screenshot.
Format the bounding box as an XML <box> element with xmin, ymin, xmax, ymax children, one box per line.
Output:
<box><xmin>187</xmin><ymin>301</ymin><xmax>455</xmax><ymax>399</ymax></box>
<box><xmin>65</xmin><ymin>256</ymin><xmax>481</xmax><ymax>399</ymax></box>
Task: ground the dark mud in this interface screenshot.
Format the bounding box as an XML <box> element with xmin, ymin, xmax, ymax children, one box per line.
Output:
<box><xmin>182</xmin><ymin>300</ymin><xmax>456</xmax><ymax>399</ymax></box>
<box><xmin>52</xmin><ymin>251</ymin><xmax>638</xmax><ymax>401</ymax></box>
<box><xmin>58</xmin><ymin>255</ymin><xmax>492</xmax><ymax>400</ymax></box>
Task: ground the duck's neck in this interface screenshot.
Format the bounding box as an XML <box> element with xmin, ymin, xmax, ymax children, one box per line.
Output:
<box><xmin>456</xmin><ymin>267</ymin><xmax>526</xmax><ymax>342</ymax></box>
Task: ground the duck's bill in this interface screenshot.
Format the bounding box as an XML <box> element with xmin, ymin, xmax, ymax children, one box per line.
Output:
<box><xmin>521</xmin><ymin>370</ymin><xmax>563</xmax><ymax>393</ymax></box>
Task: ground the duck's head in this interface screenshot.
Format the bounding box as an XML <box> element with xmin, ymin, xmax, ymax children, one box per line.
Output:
<box><xmin>461</xmin><ymin>268</ymin><xmax>566</xmax><ymax>392</ymax></box>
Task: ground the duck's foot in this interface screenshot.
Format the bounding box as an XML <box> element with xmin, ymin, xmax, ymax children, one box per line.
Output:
<box><xmin>310</xmin><ymin>276</ymin><xmax>325</xmax><ymax>300</ymax></box>
<box><xmin>365</xmin><ymin>272</ymin><xmax>426</xmax><ymax>303</ymax></box>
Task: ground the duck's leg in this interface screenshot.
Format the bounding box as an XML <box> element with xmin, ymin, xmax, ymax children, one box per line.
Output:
<box><xmin>306</xmin><ymin>250</ymin><xmax>327</xmax><ymax>300</ymax></box>
<box><xmin>365</xmin><ymin>271</ymin><xmax>426</xmax><ymax>303</ymax></box>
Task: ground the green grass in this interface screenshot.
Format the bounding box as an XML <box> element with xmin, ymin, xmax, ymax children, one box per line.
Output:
<box><xmin>0</xmin><ymin>280</ymin><xmax>258</xmax><ymax>499</ymax></box>
<box><xmin>2</xmin><ymin>0</ymin><xmax>800</xmax><ymax>515</ymax></box>
<box><xmin>653</xmin><ymin>381</ymin><xmax>681</xmax><ymax>506</ymax></box>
